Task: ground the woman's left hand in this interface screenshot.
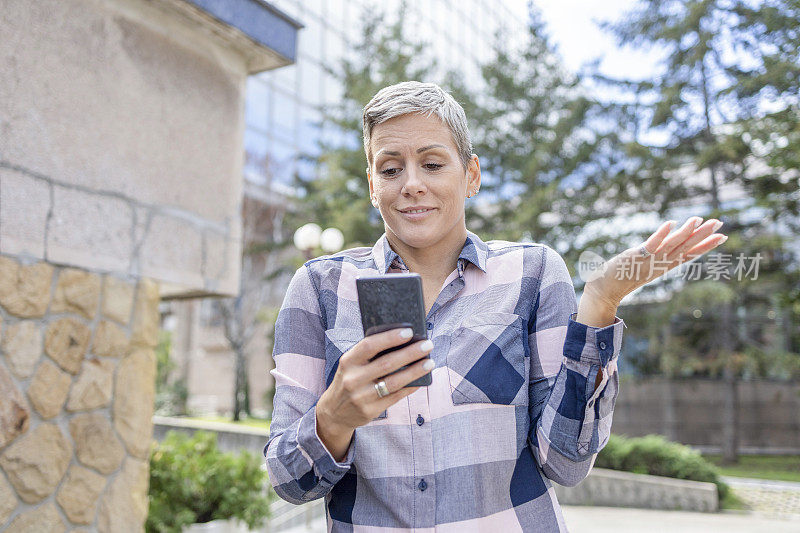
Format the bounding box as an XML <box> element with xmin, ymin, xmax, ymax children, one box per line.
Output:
<box><xmin>585</xmin><ymin>216</ymin><xmax>728</xmax><ymax>308</ymax></box>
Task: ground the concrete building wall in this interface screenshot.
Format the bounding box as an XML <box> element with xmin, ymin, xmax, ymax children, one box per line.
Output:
<box><xmin>0</xmin><ymin>0</ymin><xmax>298</xmax><ymax>528</ymax></box>
<box><xmin>0</xmin><ymin>0</ymin><xmax>284</xmax><ymax>298</ymax></box>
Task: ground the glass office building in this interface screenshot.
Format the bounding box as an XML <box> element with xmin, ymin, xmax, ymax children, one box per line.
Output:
<box><xmin>242</xmin><ymin>0</ymin><xmax>527</xmax><ymax>196</ymax></box>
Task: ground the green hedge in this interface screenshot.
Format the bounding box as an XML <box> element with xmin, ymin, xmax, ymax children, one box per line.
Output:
<box><xmin>146</xmin><ymin>430</ymin><xmax>273</xmax><ymax>533</ymax></box>
<box><xmin>596</xmin><ymin>434</ymin><xmax>729</xmax><ymax>500</ymax></box>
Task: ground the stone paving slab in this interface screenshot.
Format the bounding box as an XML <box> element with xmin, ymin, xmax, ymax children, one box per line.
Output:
<box><xmin>272</xmin><ymin>505</ymin><xmax>800</xmax><ymax>533</ymax></box>
<box><xmin>723</xmin><ymin>476</ymin><xmax>800</xmax><ymax>519</ymax></box>
<box><xmin>562</xmin><ymin>506</ymin><xmax>800</xmax><ymax>533</ymax></box>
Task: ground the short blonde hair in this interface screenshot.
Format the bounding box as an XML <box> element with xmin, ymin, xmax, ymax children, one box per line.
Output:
<box><xmin>362</xmin><ymin>81</ymin><xmax>473</xmax><ymax>170</ymax></box>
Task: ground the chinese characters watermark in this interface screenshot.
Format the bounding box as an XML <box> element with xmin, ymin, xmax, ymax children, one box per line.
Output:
<box><xmin>613</xmin><ymin>252</ymin><xmax>763</xmax><ymax>281</ymax></box>
<box><xmin>577</xmin><ymin>251</ymin><xmax>763</xmax><ymax>283</ymax></box>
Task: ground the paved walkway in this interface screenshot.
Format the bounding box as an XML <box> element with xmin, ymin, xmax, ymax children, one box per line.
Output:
<box><xmin>271</xmin><ymin>477</ymin><xmax>800</xmax><ymax>533</ymax></box>
<box><xmin>277</xmin><ymin>505</ymin><xmax>800</xmax><ymax>533</ymax></box>
<box><xmin>562</xmin><ymin>505</ymin><xmax>799</xmax><ymax>532</ymax></box>
<box><xmin>722</xmin><ymin>476</ymin><xmax>800</xmax><ymax>519</ymax></box>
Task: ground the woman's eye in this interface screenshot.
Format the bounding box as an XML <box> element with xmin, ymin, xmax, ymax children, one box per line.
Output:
<box><xmin>380</xmin><ymin>168</ymin><xmax>401</xmax><ymax>177</ymax></box>
<box><xmin>424</xmin><ymin>163</ymin><xmax>443</xmax><ymax>171</ymax></box>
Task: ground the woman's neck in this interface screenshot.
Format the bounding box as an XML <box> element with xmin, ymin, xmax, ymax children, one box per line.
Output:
<box><xmin>385</xmin><ymin>227</ymin><xmax>467</xmax><ymax>281</ymax></box>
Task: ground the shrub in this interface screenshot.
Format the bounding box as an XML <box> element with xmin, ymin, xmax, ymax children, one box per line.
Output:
<box><xmin>146</xmin><ymin>430</ymin><xmax>273</xmax><ymax>533</ymax></box>
<box><xmin>596</xmin><ymin>434</ymin><xmax>729</xmax><ymax>500</ymax></box>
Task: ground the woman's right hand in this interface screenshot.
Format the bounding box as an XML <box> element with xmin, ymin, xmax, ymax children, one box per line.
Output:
<box><xmin>316</xmin><ymin>327</ymin><xmax>434</xmax><ymax>454</ymax></box>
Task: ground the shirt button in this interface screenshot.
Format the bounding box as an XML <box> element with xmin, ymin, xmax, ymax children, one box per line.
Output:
<box><xmin>599</xmin><ymin>341</ymin><xmax>607</xmax><ymax>350</ymax></box>
<box><xmin>426</xmin><ymin>322</ymin><xmax>433</xmax><ymax>330</ymax></box>
<box><xmin>416</xmin><ymin>414</ymin><xmax>424</xmax><ymax>426</ymax></box>
<box><xmin>418</xmin><ymin>479</ymin><xmax>427</xmax><ymax>491</ymax></box>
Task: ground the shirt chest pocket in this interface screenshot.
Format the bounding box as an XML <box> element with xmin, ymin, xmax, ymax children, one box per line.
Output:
<box><xmin>324</xmin><ymin>328</ymin><xmax>388</xmax><ymax>420</ymax></box>
<box><xmin>446</xmin><ymin>312</ymin><xmax>529</xmax><ymax>407</ymax></box>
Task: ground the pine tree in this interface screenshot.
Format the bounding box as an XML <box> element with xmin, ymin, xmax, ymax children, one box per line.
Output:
<box><xmin>292</xmin><ymin>3</ymin><xmax>436</xmax><ymax>247</ymax></box>
<box><xmin>598</xmin><ymin>0</ymin><xmax>800</xmax><ymax>462</ymax></box>
<box><xmin>448</xmin><ymin>8</ymin><xmax>641</xmax><ymax>270</ymax></box>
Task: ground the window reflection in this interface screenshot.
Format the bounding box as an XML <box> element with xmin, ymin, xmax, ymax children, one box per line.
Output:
<box><xmin>273</xmin><ymin>64</ymin><xmax>297</xmax><ymax>93</ymax></box>
<box><xmin>244</xmin><ymin>129</ymin><xmax>269</xmax><ymax>186</ymax></box>
<box><xmin>298</xmin><ymin>106</ymin><xmax>323</xmax><ymax>157</ymax></box>
<box><xmin>272</xmin><ymin>90</ymin><xmax>297</xmax><ymax>142</ymax></box>
<box><xmin>245</xmin><ymin>78</ymin><xmax>270</xmax><ymax>132</ymax></box>
<box><xmin>269</xmin><ymin>139</ymin><xmax>298</xmax><ymax>187</ymax></box>
<box><xmin>299</xmin><ymin>15</ymin><xmax>323</xmax><ymax>59</ymax></box>
<box><xmin>304</xmin><ymin>0</ymin><xmax>325</xmax><ymax>17</ymax></box>
<box><xmin>299</xmin><ymin>60</ymin><xmax>323</xmax><ymax>106</ymax></box>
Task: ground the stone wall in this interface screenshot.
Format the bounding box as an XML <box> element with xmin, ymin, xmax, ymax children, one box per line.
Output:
<box><xmin>0</xmin><ymin>0</ymin><xmax>273</xmax><ymax>299</ymax></box>
<box><xmin>554</xmin><ymin>468</ymin><xmax>719</xmax><ymax>512</ymax></box>
<box><xmin>0</xmin><ymin>255</ymin><xmax>159</xmax><ymax>531</ymax></box>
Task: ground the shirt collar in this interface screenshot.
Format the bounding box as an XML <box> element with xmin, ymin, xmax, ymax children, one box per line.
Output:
<box><xmin>371</xmin><ymin>231</ymin><xmax>488</xmax><ymax>274</ymax></box>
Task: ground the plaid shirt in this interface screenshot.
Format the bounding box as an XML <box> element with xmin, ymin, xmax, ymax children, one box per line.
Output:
<box><xmin>265</xmin><ymin>231</ymin><xmax>626</xmax><ymax>532</ymax></box>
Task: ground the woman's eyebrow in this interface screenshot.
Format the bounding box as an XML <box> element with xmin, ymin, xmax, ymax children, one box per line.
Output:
<box><xmin>417</xmin><ymin>144</ymin><xmax>447</xmax><ymax>153</ymax></box>
<box><xmin>376</xmin><ymin>144</ymin><xmax>447</xmax><ymax>158</ymax></box>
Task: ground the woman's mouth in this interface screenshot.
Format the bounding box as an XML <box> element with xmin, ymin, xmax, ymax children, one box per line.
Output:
<box><xmin>398</xmin><ymin>207</ymin><xmax>436</xmax><ymax>220</ymax></box>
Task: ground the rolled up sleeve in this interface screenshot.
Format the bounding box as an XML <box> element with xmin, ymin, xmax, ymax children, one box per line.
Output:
<box><xmin>264</xmin><ymin>264</ymin><xmax>356</xmax><ymax>504</ymax></box>
<box><xmin>528</xmin><ymin>245</ymin><xmax>626</xmax><ymax>487</ymax></box>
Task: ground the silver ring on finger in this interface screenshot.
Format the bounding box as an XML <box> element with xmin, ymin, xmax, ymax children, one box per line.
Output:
<box><xmin>374</xmin><ymin>380</ymin><xmax>390</xmax><ymax>398</ymax></box>
<box><xmin>639</xmin><ymin>244</ymin><xmax>651</xmax><ymax>258</ymax></box>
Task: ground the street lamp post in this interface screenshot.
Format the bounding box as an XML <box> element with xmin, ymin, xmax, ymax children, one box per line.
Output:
<box><xmin>293</xmin><ymin>223</ymin><xmax>345</xmax><ymax>259</ymax></box>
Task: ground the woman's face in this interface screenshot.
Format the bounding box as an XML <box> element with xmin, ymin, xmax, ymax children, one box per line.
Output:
<box><xmin>368</xmin><ymin>112</ymin><xmax>480</xmax><ymax>252</ymax></box>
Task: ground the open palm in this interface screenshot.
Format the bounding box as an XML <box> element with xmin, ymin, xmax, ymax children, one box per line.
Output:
<box><xmin>587</xmin><ymin>216</ymin><xmax>728</xmax><ymax>307</ymax></box>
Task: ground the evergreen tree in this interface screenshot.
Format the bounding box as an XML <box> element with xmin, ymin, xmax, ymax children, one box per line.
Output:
<box><xmin>292</xmin><ymin>3</ymin><xmax>436</xmax><ymax>247</ymax></box>
<box><xmin>598</xmin><ymin>0</ymin><xmax>800</xmax><ymax>462</ymax></box>
<box><xmin>448</xmin><ymin>8</ymin><xmax>643</xmax><ymax>271</ymax></box>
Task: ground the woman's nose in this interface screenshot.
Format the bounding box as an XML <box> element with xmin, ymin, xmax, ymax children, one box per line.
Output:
<box><xmin>401</xmin><ymin>167</ymin><xmax>426</xmax><ymax>195</ymax></box>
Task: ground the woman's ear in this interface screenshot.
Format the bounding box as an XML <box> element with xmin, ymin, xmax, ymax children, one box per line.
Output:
<box><xmin>367</xmin><ymin>167</ymin><xmax>378</xmax><ymax>208</ymax></box>
<box><xmin>466</xmin><ymin>154</ymin><xmax>481</xmax><ymax>196</ymax></box>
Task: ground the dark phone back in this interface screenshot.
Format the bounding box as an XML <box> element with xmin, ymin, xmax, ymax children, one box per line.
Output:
<box><xmin>355</xmin><ymin>274</ymin><xmax>432</xmax><ymax>387</ymax></box>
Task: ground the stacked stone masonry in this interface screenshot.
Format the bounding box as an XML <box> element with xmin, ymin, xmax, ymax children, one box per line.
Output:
<box><xmin>0</xmin><ymin>255</ymin><xmax>159</xmax><ymax>531</ymax></box>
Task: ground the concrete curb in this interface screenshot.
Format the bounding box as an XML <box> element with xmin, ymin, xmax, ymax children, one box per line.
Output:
<box><xmin>554</xmin><ymin>467</ymin><xmax>719</xmax><ymax>512</ymax></box>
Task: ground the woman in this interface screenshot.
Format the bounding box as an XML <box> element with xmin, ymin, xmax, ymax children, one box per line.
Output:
<box><xmin>264</xmin><ymin>81</ymin><xmax>727</xmax><ymax>532</ymax></box>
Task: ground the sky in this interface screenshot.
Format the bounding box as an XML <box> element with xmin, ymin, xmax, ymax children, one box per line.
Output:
<box><xmin>529</xmin><ymin>0</ymin><xmax>662</xmax><ymax>80</ymax></box>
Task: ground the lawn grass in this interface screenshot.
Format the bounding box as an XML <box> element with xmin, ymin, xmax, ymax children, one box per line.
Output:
<box><xmin>720</xmin><ymin>490</ymin><xmax>748</xmax><ymax>510</ymax></box>
<box><xmin>703</xmin><ymin>454</ymin><xmax>800</xmax><ymax>483</ymax></box>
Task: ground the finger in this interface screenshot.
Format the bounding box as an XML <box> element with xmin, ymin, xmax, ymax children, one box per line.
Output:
<box><xmin>361</xmin><ymin>339</ymin><xmax>434</xmax><ymax>382</ymax></box>
<box><xmin>655</xmin><ymin>216</ymin><xmax>704</xmax><ymax>257</ymax></box>
<box><xmin>372</xmin><ymin>356</ymin><xmax>435</xmax><ymax>405</ymax></box>
<box><xmin>642</xmin><ymin>220</ymin><xmax>677</xmax><ymax>254</ymax></box>
<box><xmin>664</xmin><ymin>219</ymin><xmax>723</xmax><ymax>262</ymax></box>
<box><xmin>363</xmin><ymin>357</ymin><xmax>433</xmax><ymax>411</ymax></box>
<box><xmin>374</xmin><ymin>385</ymin><xmax>422</xmax><ymax>413</ymax></box>
<box><xmin>352</xmin><ymin>381</ymin><xmax>420</xmax><ymax>423</ymax></box>
<box><xmin>665</xmin><ymin>233</ymin><xmax>728</xmax><ymax>269</ymax></box>
<box><xmin>346</xmin><ymin>327</ymin><xmax>415</xmax><ymax>366</ymax></box>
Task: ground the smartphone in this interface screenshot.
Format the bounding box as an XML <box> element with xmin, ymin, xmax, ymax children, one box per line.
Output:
<box><xmin>355</xmin><ymin>273</ymin><xmax>432</xmax><ymax>387</ymax></box>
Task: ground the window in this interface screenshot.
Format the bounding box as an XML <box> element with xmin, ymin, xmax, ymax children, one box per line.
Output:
<box><xmin>245</xmin><ymin>77</ymin><xmax>270</xmax><ymax>132</ymax></box>
<box><xmin>327</xmin><ymin>0</ymin><xmax>348</xmax><ymax>29</ymax></box>
<box><xmin>272</xmin><ymin>89</ymin><xmax>298</xmax><ymax>143</ymax></box>
<box><xmin>298</xmin><ymin>105</ymin><xmax>323</xmax><ymax>157</ymax></box>
<box><xmin>322</xmin><ymin>70</ymin><xmax>344</xmax><ymax>108</ymax></box>
<box><xmin>268</xmin><ymin>138</ymin><xmax>298</xmax><ymax>187</ymax></box>
<box><xmin>272</xmin><ymin>64</ymin><xmax>297</xmax><ymax>94</ymax></box>
<box><xmin>298</xmin><ymin>15</ymin><xmax>323</xmax><ymax>60</ymax></box>
<box><xmin>244</xmin><ymin>129</ymin><xmax>269</xmax><ymax>186</ymax></box>
<box><xmin>299</xmin><ymin>59</ymin><xmax>323</xmax><ymax>105</ymax></box>
<box><xmin>324</xmin><ymin>30</ymin><xmax>346</xmax><ymax>66</ymax></box>
<box><xmin>304</xmin><ymin>0</ymin><xmax>325</xmax><ymax>18</ymax></box>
